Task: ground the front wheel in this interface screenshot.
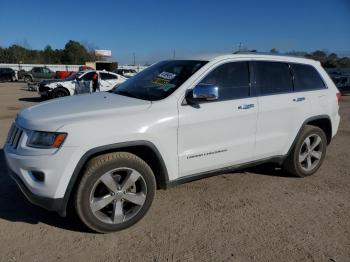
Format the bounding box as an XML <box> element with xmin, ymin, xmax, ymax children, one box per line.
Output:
<box><xmin>283</xmin><ymin>125</ymin><xmax>327</xmax><ymax>177</ymax></box>
<box><xmin>24</xmin><ymin>76</ymin><xmax>32</xmax><ymax>83</ymax></box>
<box><xmin>74</xmin><ymin>152</ymin><xmax>156</xmax><ymax>233</ymax></box>
<box><xmin>52</xmin><ymin>87</ymin><xmax>69</xmax><ymax>98</ymax></box>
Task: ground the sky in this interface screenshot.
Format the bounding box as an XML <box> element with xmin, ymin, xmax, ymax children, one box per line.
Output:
<box><xmin>0</xmin><ymin>0</ymin><xmax>349</xmax><ymax>64</ymax></box>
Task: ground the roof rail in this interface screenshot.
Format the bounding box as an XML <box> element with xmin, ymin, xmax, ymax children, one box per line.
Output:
<box><xmin>232</xmin><ymin>51</ymin><xmax>307</xmax><ymax>59</ymax></box>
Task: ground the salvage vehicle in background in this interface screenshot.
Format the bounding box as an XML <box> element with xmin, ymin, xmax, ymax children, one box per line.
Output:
<box><xmin>329</xmin><ymin>72</ymin><xmax>350</xmax><ymax>95</ymax></box>
<box><xmin>18</xmin><ymin>66</ymin><xmax>56</xmax><ymax>82</ymax></box>
<box><xmin>0</xmin><ymin>67</ymin><xmax>17</xmax><ymax>82</ymax></box>
<box><xmin>39</xmin><ymin>70</ymin><xmax>126</xmax><ymax>98</ymax></box>
<box><xmin>5</xmin><ymin>54</ymin><xmax>340</xmax><ymax>233</ymax></box>
<box><xmin>55</xmin><ymin>65</ymin><xmax>95</xmax><ymax>80</ymax></box>
<box><xmin>116</xmin><ymin>68</ymin><xmax>137</xmax><ymax>78</ymax></box>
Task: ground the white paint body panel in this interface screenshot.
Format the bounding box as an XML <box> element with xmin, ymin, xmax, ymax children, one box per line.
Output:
<box><xmin>4</xmin><ymin>54</ymin><xmax>340</xmax><ymax>202</ymax></box>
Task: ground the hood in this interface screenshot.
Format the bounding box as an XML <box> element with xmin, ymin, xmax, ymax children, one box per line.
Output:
<box><xmin>17</xmin><ymin>92</ymin><xmax>151</xmax><ymax>131</ymax></box>
<box><xmin>41</xmin><ymin>79</ymin><xmax>65</xmax><ymax>85</ymax></box>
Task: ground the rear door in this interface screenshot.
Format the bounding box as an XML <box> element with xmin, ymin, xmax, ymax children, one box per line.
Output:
<box><xmin>178</xmin><ymin>61</ymin><xmax>258</xmax><ymax>177</ymax></box>
<box><xmin>99</xmin><ymin>72</ymin><xmax>118</xmax><ymax>91</ymax></box>
<box><xmin>253</xmin><ymin>61</ymin><xmax>311</xmax><ymax>159</ymax></box>
<box><xmin>290</xmin><ymin>63</ymin><xmax>329</xmax><ymax>117</ymax></box>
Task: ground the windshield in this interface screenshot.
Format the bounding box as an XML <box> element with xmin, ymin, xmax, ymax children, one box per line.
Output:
<box><xmin>113</xmin><ymin>60</ymin><xmax>208</xmax><ymax>101</ymax></box>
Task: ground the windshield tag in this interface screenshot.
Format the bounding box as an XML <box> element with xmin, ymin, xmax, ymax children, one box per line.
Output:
<box><xmin>158</xmin><ymin>72</ymin><xmax>176</xmax><ymax>80</ymax></box>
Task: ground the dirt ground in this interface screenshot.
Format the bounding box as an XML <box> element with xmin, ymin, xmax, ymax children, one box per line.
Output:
<box><xmin>0</xmin><ymin>82</ymin><xmax>349</xmax><ymax>262</ymax></box>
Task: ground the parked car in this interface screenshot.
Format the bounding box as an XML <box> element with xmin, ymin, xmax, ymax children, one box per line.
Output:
<box><xmin>116</xmin><ymin>68</ymin><xmax>137</xmax><ymax>78</ymax></box>
<box><xmin>329</xmin><ymin>72</ymin><xmax>350</xmax><ymax>95</ymax></box>
<box><xmin>0</xmin><ymin>67</ymin><xmax>17</xmax><ymax>82</ymax></box>
<box><xmin>18</xmin><ymin>66</ymin><xmax>56</xmax><ymax>82</ymax></box>
<box><xmin>5</xmin><ymin>54</ymin><xmax>340</xmax><ymax>233</ymax></box>
<box><xmin>38</xmin><ymin>70</ymin><xmax>126</xmax><ymax>98</ymax></box>
<box><xmin>55</xmin><ymin>66</ymin><xmax>95</xmax><ymax>80</ymax></box>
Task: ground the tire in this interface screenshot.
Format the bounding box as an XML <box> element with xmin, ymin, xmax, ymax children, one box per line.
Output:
<box><xmin>74</xmin><ymin>152</ymin><xmax>156</xmax><ymax>233</ymax></box>
<box><xmin>24</xmin><ymin>76</ymin><xmax>32</xmax><ymax>83</ymax></box>
<box><xmin>52</xmin><ymin>87</ymin><xmax>69</xmax><ymax>98</ymax></box>
<box><xmin>283</xmin><ymin>125</ymin><xmax>327</xmax><ymax>177</ymax></box>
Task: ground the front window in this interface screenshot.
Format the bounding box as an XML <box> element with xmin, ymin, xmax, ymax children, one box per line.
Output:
<box><xmin>114</xmin><ymin>60</ymin><xmax>207</xmax><ymax>101</ymax></box>
<box><xmin>80</xmin><ymin>71</ymin><xmax>96</xmax><ymax>81</ymax></box>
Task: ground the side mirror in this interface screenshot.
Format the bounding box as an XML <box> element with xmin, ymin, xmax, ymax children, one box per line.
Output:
<box><xmin>192</xmin><ymin>84</ymin><xmax>219</xmax><ymax>100</ymax></box>
<box><xmin>185</xmin><ymin>84</ymin><xmax>219</xmax><ymax>108</ymax></box>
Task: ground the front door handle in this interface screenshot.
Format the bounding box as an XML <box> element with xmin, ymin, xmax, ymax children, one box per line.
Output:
<box><xmin>238</xmin><ymin>104</ymin><xmax>255</xmax><ymax>109</ymax></box>
<box><xmin>293</xmin><ymin>97</ymin><xmax>306</xmax><ymax>102</ymax></box>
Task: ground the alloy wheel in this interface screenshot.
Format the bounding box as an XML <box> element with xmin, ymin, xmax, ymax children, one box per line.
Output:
<box><xmin>89</xmin><ymin>167</ymin><xmax>147</xmax><ymax>224</ymax></box>
<box><xmin>298</xmin><ymin>134</ymin><xmax>323</xmax><ymax>172</ymax></box>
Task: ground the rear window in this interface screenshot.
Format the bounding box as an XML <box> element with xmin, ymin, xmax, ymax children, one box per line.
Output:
<box><xmin>100</xmin><ymin>73</ymin><xmax>117</xmax><ymax>80</ymax></box>
<box><xmin>255</xmin><ymin>61</ymin><xmax>293</xmax><ymax>95</ymax></box>
<box><xmin>291</xmin><ymin>64</ymin><xmax>325</xmax><ymax>91</ymax></box>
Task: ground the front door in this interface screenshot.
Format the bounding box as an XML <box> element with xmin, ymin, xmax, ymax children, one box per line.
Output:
<box><xmin>178</xmin><ymin>61</ymin><xmax>258</xmax><ymax>177</ymax></box>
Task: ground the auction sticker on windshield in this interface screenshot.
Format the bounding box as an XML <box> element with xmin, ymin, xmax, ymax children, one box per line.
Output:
<box><xmin>151</xmin><ymin>71</ymin><xmax>177</xmax><ymax>91</ymax></box>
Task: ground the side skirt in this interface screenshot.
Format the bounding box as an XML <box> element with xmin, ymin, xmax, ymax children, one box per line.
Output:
<box><xmin>167</xmin><ymin>156</ymin><xmax>285</xmax><ymax>187</ymax></box>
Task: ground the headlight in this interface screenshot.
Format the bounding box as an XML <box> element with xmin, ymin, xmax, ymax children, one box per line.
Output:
<box><xmin>27</xmin><ymin>131</ymin><xmax>67</xmax><ymax>148</ymax></box>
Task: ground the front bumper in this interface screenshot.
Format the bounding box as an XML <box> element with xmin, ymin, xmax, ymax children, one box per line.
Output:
<box><xmin>38</xmin><ymin>84</ymin><xmax>52</xmax><ymax>96</ymax></box>
<box><xmin>4</xmin><ymin>141</ymin><xmax>83</xmax><ymax>216</ymax></box>
<box><xmin>7</xmin><ymin>167</ymin><xmax>65</xmax><ymax>215</ymax></box>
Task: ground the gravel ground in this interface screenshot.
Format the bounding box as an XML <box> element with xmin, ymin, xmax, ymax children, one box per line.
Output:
<box><xmin>0</xmin><ymin>82</ymin><xmax>349</xmax><ymax>262</ymax></box>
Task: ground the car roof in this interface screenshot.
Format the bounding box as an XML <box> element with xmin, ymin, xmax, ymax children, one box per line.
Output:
<box><xmin>176</xmin><ymin>53</ymin><xmax>320</xmax><ymax>66</ymax></box>
<box><xmin>81</xmin><ymin>70</ymin><xmax>118</xmax><ymax>74</ymax></box>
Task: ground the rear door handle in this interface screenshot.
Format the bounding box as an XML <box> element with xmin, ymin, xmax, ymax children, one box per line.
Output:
<box><xmin>238</xmin><ymin>104</ymin><xmax>255</xmax><ymax>109</ymax></box>
<box><xmin>293</xmin><ymin>97</ymin><xmax>305</xmax><ymax>102</ymax></box>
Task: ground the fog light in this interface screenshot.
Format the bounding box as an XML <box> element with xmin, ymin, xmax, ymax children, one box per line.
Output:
<box><xmin>31</xmin><ymin>171</ymin><xmax>45</xmax><ymax>182</ymax></box>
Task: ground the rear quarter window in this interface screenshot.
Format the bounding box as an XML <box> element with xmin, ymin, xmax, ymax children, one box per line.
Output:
<box><xmin>291</xmin><ymin>64</ymin><xmax>325</xmax><ymax>91</ymax></box>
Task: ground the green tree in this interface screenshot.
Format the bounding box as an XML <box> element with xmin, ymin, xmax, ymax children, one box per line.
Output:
<box><xmin>62</xmin><ymin>40</ymin><xmax>94</xmax><ymax>64</ymax></box>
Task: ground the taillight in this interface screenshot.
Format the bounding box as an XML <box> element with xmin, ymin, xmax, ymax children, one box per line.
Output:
<box><xmin>336</xmin><ymin>92</ymin><xmax>341</xmax><ymax>102</ymax></box>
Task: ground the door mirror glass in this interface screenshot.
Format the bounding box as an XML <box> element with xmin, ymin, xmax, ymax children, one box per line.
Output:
<box><xmin>192</xmin><ymin>84</ymin><xmax>219</xmax><ymax>101</ymax></box>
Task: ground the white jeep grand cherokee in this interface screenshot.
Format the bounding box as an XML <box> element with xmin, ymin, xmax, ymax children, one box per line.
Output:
<box><xmin>5</xmin><ymin>54</ymin><xmax>340</xmax><ymax>233</ymax></box>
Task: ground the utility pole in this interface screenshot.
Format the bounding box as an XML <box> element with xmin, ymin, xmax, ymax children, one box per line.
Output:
<box><xmin>173</xmin><ymin>49</ymin><xmax>176</xmax><ymax>59</ymax></box>
<box><xmin>133</xmin><ymin>52</ymin><xmax>136</xmax><ymax>65</ymax></box>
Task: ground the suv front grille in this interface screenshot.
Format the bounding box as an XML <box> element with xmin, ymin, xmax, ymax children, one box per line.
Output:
<box><xmin>6</xmin><ymin>124</ymin><xmax>23</xmax><ymax>149</ymax></box>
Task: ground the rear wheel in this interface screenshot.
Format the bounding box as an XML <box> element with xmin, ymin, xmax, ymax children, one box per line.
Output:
<box><xmin>52</xmin><ymin>87</ymin><xmax>69</xmax><ymax>98</ymax></box>
<box><xmin>74</xmin><ymin>152</ymin><xmax>156</xmax><ymax>233</ymax></box>
<box><xmin>283</xmin><ymin>125</ymin><xmax>327</xmax><ymax>177</ymax></box>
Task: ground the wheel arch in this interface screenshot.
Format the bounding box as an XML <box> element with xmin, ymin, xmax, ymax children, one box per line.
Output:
<box><xmin>306</xmin><ymin>116</ymin><xmax>332</xmax><ymax>144</ymax></box>
<box><xmin>53</xmin><ymin>85</ymin><xmax>71</xmax><ymax>96</ymax></box>
<box><xmin>287</xmin><ymin>115</ymin><xmax>332</xmax><ymax>159</ymax></box>
<box><xmin>23</xmin><ymin>74</ymin><xmax>33</xmax><ymax>81</ymax></box>
<box><xmin>59</xmin><ymin>141</ymin><xmax>169</xmax><ymax>216</ymax></box>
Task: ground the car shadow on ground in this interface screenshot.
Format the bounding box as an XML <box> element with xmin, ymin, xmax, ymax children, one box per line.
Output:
<box><xmin>0</xmin><ymin>148</ymin><xmax>294</xmax><ymax>232</ymax></box>
<box><xmin>243</xmin><ymin>163</ymin><xmax>296</xmax><ymax>178</ymax></box>
<box><xmin>0</xmin><ymin>149</ymin><xmax>90</xmax><ymax>233</ymax></box>
<box><xmin>18</xmin><ymin>97</ymin><xmax>48</xmax><ymax>103</ymax></box>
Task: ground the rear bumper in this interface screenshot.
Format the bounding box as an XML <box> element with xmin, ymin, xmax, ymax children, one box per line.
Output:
<box><xmin>332</xmin><ymin>113</ymin><xmax>340</xmax><ymax>138</ymax></box>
